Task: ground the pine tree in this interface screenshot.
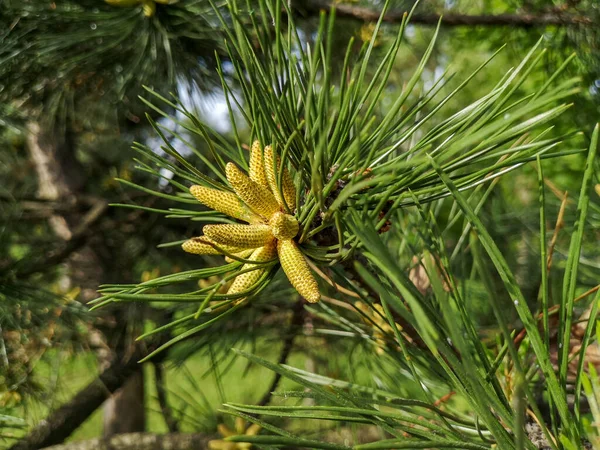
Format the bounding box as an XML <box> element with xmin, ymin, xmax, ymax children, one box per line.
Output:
<box><xmin>2</xmin><ymin>1</ymin><xmax>600</xmax><ymax>449</ymax></box>
<box><xmin>93</xmin><ymin>0</ymin><xmax>598</xmax><ymax>448</ymax></box>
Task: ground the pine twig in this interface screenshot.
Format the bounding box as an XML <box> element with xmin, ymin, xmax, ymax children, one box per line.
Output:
<box><xmin>299</xmin><ymin>0</ymin><xmax>592</xmax><ymax>27</ymax></box>
<box><xmin>9</xmin><ymin>337</ymin><xmax>168</xmax><ymax>450</ymax></box>
<box><xmin>257</xmin><ymin>299</ymin><xmax>305</xmax><ymax>407</ymax></box>
<box><xmin>154</xmin><ymin>363</ymin><xmax>179</xmax><ymax>433</ymax></box>
<box><xmin>1</xmin><ymin>199</ymin><xmax>108</xmax><ymax>278</ymax></box>
<box><xmin>39</xmin><ymin>432</ymin><xmax>215</xmax><ymax>450</ymax></box>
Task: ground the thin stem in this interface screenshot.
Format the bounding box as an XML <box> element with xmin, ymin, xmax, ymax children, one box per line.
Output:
<box><xmin>257</xmin><ymin>299</ymin><xmax>305</xmax><ymax>406</ymax></box>
<box><xmin>154</xmin><ymin>363</ymin><xmax>179</xmax><ymax>433</ymax></box>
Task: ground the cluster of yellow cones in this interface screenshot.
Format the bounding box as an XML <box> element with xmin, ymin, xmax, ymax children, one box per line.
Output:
<box><xmin>182</xmin><ymin>141</ymin><xmax>321</xmax><ymax>303</ymax></box>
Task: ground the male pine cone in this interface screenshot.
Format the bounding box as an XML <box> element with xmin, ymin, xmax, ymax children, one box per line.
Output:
<box><xmin>182</xmin><ymin>141</ymin><xmax>321</xmax><ymax>304</ymax></box>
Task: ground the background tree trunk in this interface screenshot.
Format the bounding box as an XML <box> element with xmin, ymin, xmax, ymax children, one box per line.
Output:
<box><xmin>25</xmin><ymin>119</ymin><xmax>147</xmax><ymax>444</ymax></box>
<box><xmin>103</xmin><ymin>370</ymin><xmax>146</xmax><ymax>436</ymax></box>
<box><xmin>26</xmin><ymin>121</ymin><xmax>75</xmax><ymax>240</ymax></box>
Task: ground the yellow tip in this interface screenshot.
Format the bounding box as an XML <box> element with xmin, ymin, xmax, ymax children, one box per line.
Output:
<box><xmin>246</xmin><ymin>423</ymin><xmax>262</xmax><ymax>436</ymax></box>
<box><xmin>217</xmin><ymin>424</ymin><xmax>235</xmax><ymax>438</ymax></box>
<box><xmin>190</xmin><ymin>185</ymin><xmax>260</xmax><ymax>224</ymax></box>
<box><xmin>203</xmin><ymin>223</ymin><xmax>274</xmax><ymax>249</ymax></box>
<box><xmin>277</xmin><ymin>239</ymin><xmax>320</xmax><ymax>303</ymax></box>
<box><xmin>225</xmin><ymin>163</ymin><xmax>280</xmax><ymax>219</ymax></box>
<box><xmin>235</xmin><ymin>417</ymin><xmax>246</xmax><ymax>434</ymax></box>
<box><xmin>269</xmin><ymin>212</ymin><xmax>299</xmax><ymax>240</ymax></box>
<box><xmin>226</xmin><ymin>243</ymin><xmax>277</xmax><ymax>301</ymax></box>
<box><xmin>249</xmin><ymin>140</ymin><xmax>269</xmax><ymax>188</ymax></box>
<box><xmin>182</xmin><ymin>237</ymin><xmax>246</xmax><ymax>255</ymax></box>
<box><xmin>263</xmin><ymin>145</ymin><xmax>296</xmax><ymax>211</ymax></box>
<box><xmin>142</xmin><ymin>0</ymin><xmax>155</xmax><ymax>16</ymax></box>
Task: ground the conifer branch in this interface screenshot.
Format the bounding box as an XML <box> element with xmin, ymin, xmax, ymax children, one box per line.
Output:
<box><xmin>2</xmin><ymin>200</ymin><xmax>108</xmax><ymax>279</ymax></box>
<box><xmin>257</xmin><ymin>299</ymin><xmax>305</xmax><ymax>407</ymax></box>
<box><xmin>299</xmin><ymin>1</ymin><xmax>593</xmax><ymax>27</ymax></box>
<box><xmin>9</xmin><ymin>345</ymin><xmax>148</xmax><ymax>450</ymax></box>
<box><xmin>154</xmin><ymin>363</ymin><xmax>179</xmax><ymax>433</ymax></box>
<box><xmin>40</xmin><ymin>433</ymin><xmax>214</xmax><ymax>450</ymax></box>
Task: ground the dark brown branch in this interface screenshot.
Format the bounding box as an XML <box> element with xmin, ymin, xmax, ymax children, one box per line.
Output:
<box><xmin>2</xmin><ymin>200</ymin><xmax>108</xmax><ymax>278</ymax></box>
<box><xmin>40</xmin><ymin>432</ymin><xmax>215</xmax><ymax>450</ymax></box>
<box><xmin>257</xmin><ymin>299</ymin><xmax>305</xmax><ymax>407</ymax></box>
<box><xmin>300</xmin><ymin>1</ymin><xmax>592</xmax><ymax>27</ymax></box>
<box><xmin>9</xmin><ymin>343</ymin><xmax>153</xmax><ymax>450</ymax></box>
<box><xmin>154</xmin><ymin>363</ymin><xmax>179</xmax><ymax>433</ymax></box>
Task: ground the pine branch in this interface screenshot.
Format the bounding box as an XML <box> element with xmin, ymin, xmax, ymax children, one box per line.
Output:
<box><xmin>299</xmin><ymin>0</ymin><xmax>593</xmax><ymax>27</ymax></box>
<box><xmin>39</xmin><ymin>433</ymin><xmax>215</xmax><ymax>450</ymax></box>
<box><xmin>257</xmin><ymin>299</ymin><xmax>305</xmax><ymax>407</ymax></box>
<box><xmin>154</xmin><ymin>363</ymin><xmax>179</xmax><ymax>433</ymax></box>
<box><xmin>8</xmin><ymin>341</ymin><xmax>161</xmax><ymax>450</ymax></box>
<box><xmin>3</xmin><ymin>199</ymin><xmax>108</xmax><ymax>279</ymax></box>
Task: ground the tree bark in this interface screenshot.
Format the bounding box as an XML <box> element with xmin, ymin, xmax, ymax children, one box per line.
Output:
<box><xmin>299</xmin><ymin>1</ymin><xmax>592</xmax><ymax>27</ymax></box>
<box><xmin>40</xmin><ymin>433</ymin><xmax>215</xmax><ymax>450</ymax></box>
<box><xmin>26</xmin><ymin>121</ymin><xmax>77</xmax><ymax>240</ymax></box>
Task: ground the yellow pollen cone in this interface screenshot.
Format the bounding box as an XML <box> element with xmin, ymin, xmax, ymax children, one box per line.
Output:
<box><xmin>216</xmin><ymin>424</ymin><xmax>235</xmax><ymax>438</ymax></box>
<box><xmin>142</xmin><ymin>0</ymin><xmax>155</xmax><ymax>16</ymax></box>
<box><xmin>269</xmin><ymin>212</ymin><xmax>299</xmax><ymax>240</ymax></box>
<box><xmin>249</xmin><ymin>141</ymin><xmax>269</xmax><ymax>188</ymax></box>
<box><xmin>225</xmin><ymin>249</ymin><xmax>254</xmax><ymax>263</ymax></box>
<box><xmin>246</xmin><ymin>423</ymin><xmax>261</xmax><ymax>436</ymax></box>
<box><xmin>263</xmin><ymin>145</ymin><xmax>296</xmax><ymax>211</ymax></box>
<box><xmin>226</xmin><ymin>163</ymin><xmax>280</xmax><ymax>219</ymax></box>
<box><xmin>235</xmin><ymin>417</ymin><xmax>246</xmax><ymax>434</ymax></box>
<box><xmin>277</xmin><ymin>239</ymin><xmax>320</xmax><ymax>303</ymax></box>
<box><xmin>203</xmin><ymin>224</ymin><xmax>274</xmax><ymax>248</ymax></box>
<box><xmin>105</xmin><ymin>0</ymin><xmax>141</xmax><ymax>5</ymax></box>
<box><xmin>226</xmin><ymin>243</ymin><xmax>277</xmax><ymax>301</ymax></box>
<box><xmin>182</xmin><ymin>237</ymin><xmax>246</xmax><ymax>256</ymax></box>
<box><xmin>190</xmin><ymin>185</ymin><xmax>260</xmax><ymax>224</ymax></box>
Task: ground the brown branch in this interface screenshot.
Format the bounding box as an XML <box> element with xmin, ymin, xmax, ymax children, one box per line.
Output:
<box><xmin>2</xmin><ymin>200</ymin><xmax>108</xmax><ymax>278</ymax></box>
<box><xmin>40</xmin><ymin>432</ymin><xmax>215</xmax><ymax>450</ymax></box>
<box><xmin>8</xmin><ymin>343</ymin><xmax>156</xmax><ymax>450</ymax></box>
<box><xmin>300</xmin><ymin>1</ymin><xmax>592</xmax><ymax>27</ymax></box>
<box><xmin>257</xmin><ymin>299</ymin><xmax>305</xmax><ymax>406</ymax></box>
<box><xmin>154</xmin><ymin>363</ymin><xmax>179</xmax><ymax>433</ymax></box>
